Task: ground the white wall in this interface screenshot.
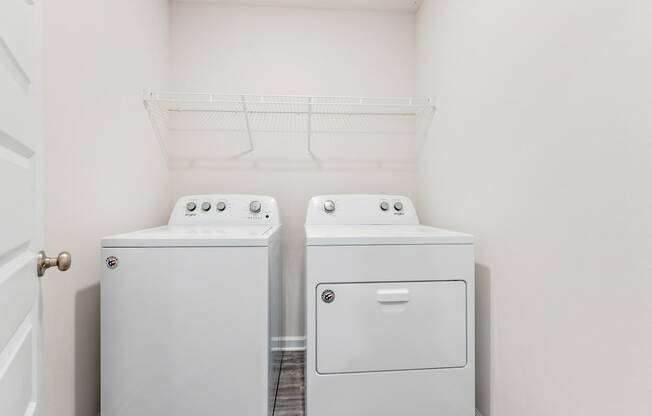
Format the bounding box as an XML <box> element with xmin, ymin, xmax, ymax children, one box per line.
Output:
<box><xmin>42</xmin><ymin>1</ymin><xmax>170</xmax><ymax>415</ymax></box>
<box><xmin>170</xmin><ymin>2</ymin><xmax>417</xmax><ymax>336</ymax></box>
<box><xmin>416</xmin><ymin>0</ymin><xmax>652</xmax><ymax>415</ymax></box>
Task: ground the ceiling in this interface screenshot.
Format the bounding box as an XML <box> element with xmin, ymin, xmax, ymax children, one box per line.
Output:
<box><xmin>172</xmin><ymin>0</ymin><xmax>423</xmax><ymax>13</ymax></box>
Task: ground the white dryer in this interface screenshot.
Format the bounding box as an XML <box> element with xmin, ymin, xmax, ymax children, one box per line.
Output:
<box><xmin>101</xmin><ymin>195</ymin><xmax>282</xmax><ymax>416</ymax></box>
<box><xmin>304</xmin><ymin>195</ymin><xmax>475</xmax><ymax>416</ymax></box>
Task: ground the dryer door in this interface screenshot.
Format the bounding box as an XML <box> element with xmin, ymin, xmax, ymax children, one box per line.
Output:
<box><xmin>316</xmin><ymin>281</ymin><xmax>467</xmax><ymax>374</ymax></box>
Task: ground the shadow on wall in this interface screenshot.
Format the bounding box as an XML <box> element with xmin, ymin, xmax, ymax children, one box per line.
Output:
<box><xmin>475</xmin><ymin>263</ymin><xmax>492</xmax><ymax>416</ymax></box>
<box><xmin>75</xmin><ymin>283</ymin><xmax>101</xmax><ymax>416</ymax></box>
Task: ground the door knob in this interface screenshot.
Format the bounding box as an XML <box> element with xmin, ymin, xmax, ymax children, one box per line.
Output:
<box><xmin>37</xmin><ymin>251</ymin><xmax>71</xmax><ymax>277</ymax></box>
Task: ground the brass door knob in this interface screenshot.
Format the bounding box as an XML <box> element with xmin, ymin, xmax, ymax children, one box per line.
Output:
<box><xmin>37</xmin><ymin>251</ymin><xmax>72</xmax><ymax>277</ymax></box>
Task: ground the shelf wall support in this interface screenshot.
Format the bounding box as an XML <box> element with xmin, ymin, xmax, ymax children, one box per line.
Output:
<box><xmin>416</xmin><ymin>104</ymin><xmax>437</xmax><ymax>154</ymax></box>
<box><xmin>144</xmin><ymin>99</ymin><xmax>170</xmax><ymax>162</ymax></box>
<box><xmin>233</xmin><ymin>95</ymin><xmax>255</xmax><ymax>159</ymax></box>
<box><xmin>306</xmin><ymin>97</ymin><xmax>322</xmax><ymax>168</ymax></box>
<box><xmin>307</xmin><ymin>97</ymin><xmax>313</xmax><ymax>155</ymax></box>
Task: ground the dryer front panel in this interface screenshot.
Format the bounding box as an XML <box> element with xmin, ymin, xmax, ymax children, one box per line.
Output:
<box><xmin>315</xmin><ymin>280</ymin><xmax>467</xmax><ymax>374</ymax></box>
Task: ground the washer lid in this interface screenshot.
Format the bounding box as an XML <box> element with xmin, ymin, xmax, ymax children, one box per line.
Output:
<box><xmin>102</xmin><ymin>225</ymin><xmax>279</xmax><ymax>247</ymax></box>
<box><xmin>305</xmin><ymin>224</ymin><xmax>473</xmax><ymax>246</ymax></box>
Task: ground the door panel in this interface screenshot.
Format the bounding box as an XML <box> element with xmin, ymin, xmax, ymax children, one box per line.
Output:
<box><xmin>0</xmin><ymin>146</ymin><xmax>34</xmax><ymax>255</ymax></box>
<box><xmin>0</xmin><ymin>253</ymin><xmax>37</xmax><ymax>351</ymax></box>
<box><xmin>0</xmin><ymin>319</ymin><xmax>35</xmax><ymax>416</ymax></box>
<box><xmin>0</xmin><ymin>0</ymin><xmax>34</xmax><ymax>86</ymax></box>
<box><xmin>0</xmin><ymin>0</ymin><xmax>37</xmax><ymax>143</ymax></box>
<box><xmin>316</xmin><ymin>281</ymin><xmax>467</xmax><ymax>374</ymax></box>
<box><xmin>0</xmin><ymin>0</ymin><xmax>42</xmax><ymax>414</ymax></box>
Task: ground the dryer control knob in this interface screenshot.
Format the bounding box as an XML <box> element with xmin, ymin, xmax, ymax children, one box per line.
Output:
<box><xmin>250</xmin><ymin>200</ymin><xmax>262</xmax><ymax>213</ymax></box>
<box><xmin>380</xmin><ymin>201</ymin><xmax>390</xmax><ymax>211</ymax></box>
<box><xmin>216</xmin><ymin>201</ymin><xmax>226</xmax><ymax>211</ymax></box>
<box><xmin>201</xmin><ymin>202</ymin><xmax>212</xmax><ymax>211</ymax></box>
<box><xmin>394</xmin><ymin>201</ymin><xmax>404</xmax><ymax>211</ymax></box>
<box><xmin>324</xmin><ymin>200</ymin><xmax>336</xmax><ymax>213</ymax></box>
<box><xmin>186</xmin><ymin>202</ymin><xmax>197</xmax><ymax>212</ymax></box>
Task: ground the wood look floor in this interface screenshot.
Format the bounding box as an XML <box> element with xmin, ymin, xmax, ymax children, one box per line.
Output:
<box><xmin>273</xmin><ymin>351</ymin><xmax>305</xmax><ymax>416</ymax></box>
<box><xmin>273</xmin><ymin>351</ymin><xmax>481</xmax><ymax>416</ymax></box>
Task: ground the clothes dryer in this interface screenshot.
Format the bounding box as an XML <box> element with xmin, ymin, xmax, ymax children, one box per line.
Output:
<box><xmin>304</xmin><ymin>194</ymin><xmax>474</xmax><ymax>416</ymax></box>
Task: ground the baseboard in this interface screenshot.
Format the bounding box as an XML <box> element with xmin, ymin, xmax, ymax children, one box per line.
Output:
<box><xmin>102</xmin><ymin>406</ymin><xmax>479</xmax><ymax>416</ymax></box>
<box><xmin>271</xmin><ymin>336</ymin><xmax>306</xmax><ymax>351</ymax></box>
<box><xmin>101</xmin><ymin>405</ymin><xmax>479</xmax><ymax>416</ymax></box>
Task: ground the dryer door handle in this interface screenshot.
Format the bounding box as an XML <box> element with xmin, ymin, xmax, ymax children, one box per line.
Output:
<box><xmin>377</xmin><ymin>288</ymin><xmax>410</xmax><ymax>303</ymax></box>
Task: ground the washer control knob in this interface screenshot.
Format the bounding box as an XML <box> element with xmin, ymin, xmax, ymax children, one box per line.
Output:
<box><xmin>216</xmin><ymin>201</ymin><xmax>226</xmax><ymax>211</ymax></box>
<box><xmin>201</xmin><ymin>202</ymin><xmax>211</xmax><ymax>211</ymax></box>
<box><xmin>323</xmin><ymin>200</ymin><xmax>336</xmax><ymax>213</ymax></box>
<box><xmin>186</xmin><ymin>202</ymin><xmax>197</xmax><ymax>212</ymax></box>
<box><xmin>250</xmin><ymin>200</ymin><xmax>262</xmax><ymax>213</ymax></box>
<box><xmin>394</xmin><ymin>201</ymin><xmax>404</xmax><ymax>211</ymax></box>
<box><xmin>380</xmin><ymin>201</ymin><xmax>390</xmax><ymax>211</ymax></box>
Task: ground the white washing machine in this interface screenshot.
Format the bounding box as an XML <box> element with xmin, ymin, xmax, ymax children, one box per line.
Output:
<box><xmin>101</xmin><ymin>194</ymin><xmax>282</xmax><ymax>416</ymax></box>
<box><xmin>304</xmin><ymin>195</ymin><xmax>475</xmax><ymax>416</ymax></box>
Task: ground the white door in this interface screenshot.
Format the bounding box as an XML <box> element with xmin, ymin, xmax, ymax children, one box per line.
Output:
<box><xmin>1</xmin><ymin>1</ymin><xmax>66</xmax><ymax>415</ymax></box>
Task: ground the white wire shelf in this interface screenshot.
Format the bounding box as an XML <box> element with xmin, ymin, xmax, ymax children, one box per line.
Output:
<box><xmin>144</xmin><ymin>92</ymin><xmax>436</xmax><ymax>169</ymax></box>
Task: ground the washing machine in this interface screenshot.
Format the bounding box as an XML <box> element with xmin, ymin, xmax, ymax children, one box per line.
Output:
<box><xmin>101</xmin><ymin>194</ymin><xmax>282</xmax><ymax>416</ymax></box>
<box><xmin>304</xmin><ymin>194</ymin><xmax>475</xmax><ymax>416</ymax></box>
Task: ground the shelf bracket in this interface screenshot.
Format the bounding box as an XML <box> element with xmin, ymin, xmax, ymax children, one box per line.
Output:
<box><xmin>307</xmin><ymin>97</ymin><xmax>313</xmax><ymax>156</ymax></box>
<box><xmin>307</xmin><ymin>96</ymin><xmax>321</xmax><ymax>167</ymax></box>
<box><xmin>144</xmin><ymin>98</ymin><xmax>170</xmax><ymax>162</ymax></box>
<box><xmin>232</xmin><ymin>95</ymin><xmax>255</xmax><ymax>159</ymax></box>
<box><xmin>416</xmin><ymin>103</ymin><xmax>437</xmax><ymax>154</ymax></box>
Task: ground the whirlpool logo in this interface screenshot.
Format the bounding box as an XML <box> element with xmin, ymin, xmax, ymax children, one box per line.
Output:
<box><xmin>106</xmin><ymin>256</ymin><xmax>119</xmax><ymax>269</ymax></box>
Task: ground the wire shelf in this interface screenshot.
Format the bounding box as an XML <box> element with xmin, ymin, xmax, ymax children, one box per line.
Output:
<box><xmin>144</xmin><ymin>92</ymin><xmax>436</xmax><ymax>168</ymax></box>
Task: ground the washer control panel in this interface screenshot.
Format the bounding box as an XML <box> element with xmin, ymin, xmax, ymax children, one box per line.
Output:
<box><xmin>169</xmin><ymin>194</ymin><xmax>280</xmax><ymax>226</ymax></box>
<box><xmin>305</xmin><ymin>195</ymin><xmax>419</xmax><ymax>225</ymax></box>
